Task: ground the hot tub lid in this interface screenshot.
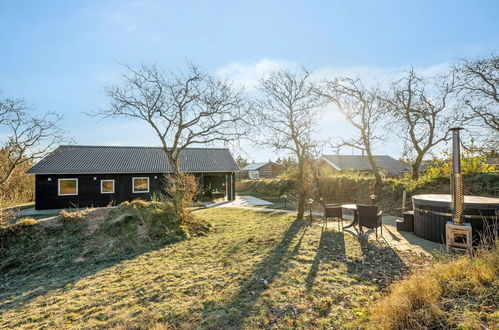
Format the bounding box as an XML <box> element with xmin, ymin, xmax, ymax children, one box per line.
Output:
<box><xmin>413</xmin><ymin>194</ymin><xmax>499</xmax><ymax>209</ymax></box>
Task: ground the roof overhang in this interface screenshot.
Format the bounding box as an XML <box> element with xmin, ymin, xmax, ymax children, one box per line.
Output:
<box><xmin>28</xmin><ymin>169</ymin><xmax>239</xmax><ymax>175</ymax></box>
<box><xmin>320</xmin><ymin>156</ymin><xmax>342</xmax><ymax>171</ymax></box>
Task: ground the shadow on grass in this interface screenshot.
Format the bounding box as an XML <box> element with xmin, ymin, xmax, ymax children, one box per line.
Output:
<box><xmin>382</xmin><ymin>224</ymin><xmax>402</xmax><ymax>242</ymax></box>
<box><xmin>305</xmin><ymin>226</ymin><xmax>407</xmax><ymax>291</ymax></box>
<box><xmin>346</xmin><ymin>231</ymin><xmax>407</xmax><ymax>288</ymax></box>
<box><xmin>202</xmin><ymin>216</ymin><xmax>309</xmax><ymax>328</ymax></box>
<box><xmin>305</xmin><ymin>229</ymin><xmax>346</xmax><ymax>291</ymax></box>
<box><xmin>0</xmin><ymin>223</ymin><xmax>176</xmax><ymax>312</ymax></box>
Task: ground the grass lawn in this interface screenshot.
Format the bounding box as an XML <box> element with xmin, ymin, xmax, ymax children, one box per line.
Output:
<box><xmin>0</xmin><ymin>207</ymin><xmax>427</xmax><ymax>328</ymax></box>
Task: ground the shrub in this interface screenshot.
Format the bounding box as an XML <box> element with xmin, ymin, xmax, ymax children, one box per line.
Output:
<box><xmin>102</xmin><ymin>199</ymin><xmax>212</xmax><ymax>251</ymax></box>
<box><xmin>237</xmin><ymin>178</ymin><xmax>294</xmax><ymax>197</ymax></box>
<box><xmin>0</xmin><ymin>149</ymin><xmax>34</xmax><ymax>208</ymax></box>
<box><xmin>422</xmin><ymin>152</ymin><xmax>495</xmax><ymax>178</ymax></box>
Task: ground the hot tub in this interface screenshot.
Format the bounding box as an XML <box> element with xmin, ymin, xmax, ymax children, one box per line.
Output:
<box><xmin>412</xmin><ymin>194</ymin><xmax>499</xmax><ymax>244</ymax></box>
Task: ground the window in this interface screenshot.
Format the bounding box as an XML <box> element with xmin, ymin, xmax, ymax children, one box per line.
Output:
<box><xmin>132</xmin><ymin>177</ymin><xmax>149</xmax><ymax>193</ymax></box>
<box><xmin>101</xmin><ymin>180</ymin><xmax>115</xmax><ymax>194</ymax></box>
<box><xmin>249</xmin><ymin>170</ymin><xmax>259</xmax><ymax>179</ymax></box>
<box><xmin>58</xmin><ymin>178</ymin><xmax>78</xmax><ymax>196</ymax></box>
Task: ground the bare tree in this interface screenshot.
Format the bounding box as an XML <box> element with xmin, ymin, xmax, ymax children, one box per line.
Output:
<box><xmin>454</xmin><ymin>55</ymin><xmax>499</xmax><ymax>151</ymax></box>
<box><xmin>253</xmin><ymin>69</ymin><xmax>325</xmax><ymax>219</ymax></box>
<box><xmin>96</xmin><ymin>63</ymin><xmax>246</xmax><ymax>221</ymax></box>
<box><xmin>0</xmin><ymin>96</ymin><xmax>66</xmax><ymax>187</ymax></box>
<box><xmin>318</xmin><ymin>78</ymin><xmax>384</xmax><ymax>187</ymax></box>
<box><xmin>380</xmin><ymin>69</ymin><xmax>458</xmax><ymax>179</ymax></box>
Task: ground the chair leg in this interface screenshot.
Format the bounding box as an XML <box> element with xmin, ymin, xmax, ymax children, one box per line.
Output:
<box><xmin>375</xmin><ymin>227</ymin><xmax>378</xmax><ymax>239</ymax></box>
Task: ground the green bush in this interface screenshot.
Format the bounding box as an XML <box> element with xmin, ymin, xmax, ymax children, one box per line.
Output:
<box><xmin>236</xmin><ymin>178</ymin><xmax>295</xmax><ymax>197</ymax></box>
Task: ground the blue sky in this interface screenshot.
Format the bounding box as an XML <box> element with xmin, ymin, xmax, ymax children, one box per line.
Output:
<box><xmin>1</xmin><ymin>0</ymin><xmax>498</xmax><ymax>161</ymax></box>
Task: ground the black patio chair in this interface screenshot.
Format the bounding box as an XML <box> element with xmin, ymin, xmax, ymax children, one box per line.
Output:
<box><xmin>356</xmin><ymin>204</ymin><xmax>383</xmax><ymax>238</ymax></box>
<box><xmin>324</xmin><ymin>203</ymin><xmax>343</xmax><ymax>230</ymax></box>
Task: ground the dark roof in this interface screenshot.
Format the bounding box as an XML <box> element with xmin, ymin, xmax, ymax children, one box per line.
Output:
<box><xmin>321</xmin><ymin>155</ymin><xmax>408</xmax><ymax>176</ymax></box>
<box><xmin>27</xmin><ymin>145</ymin><xmax>240</xmax><ymax>174</ymax></box>
<box><xmin>241</xmin><ymin>162</ymin><xmax>279</xmax><ymax>171</ymax></box>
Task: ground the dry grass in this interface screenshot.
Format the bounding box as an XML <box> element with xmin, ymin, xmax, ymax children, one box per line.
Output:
<box><xmin>369</xmin><ymin>246</ymin><xmax>499</xmax><ymax>329</ymax></box>
<box><xmin>128</xmin><ymin>199</ymin><xmax>150</xmax><ymax>207</ymax></box>
<box><xmin>15</xmin><ymin>218</ymin><xmax>38</xmax><ymax>226</ymax></box>
<box><xmin>0</xmin><ymin>207</ymin><xmax>425</xmax><ymax>329</ymax></box>
<box><xmin>59</xmin><ymin>209</ymin><xmax>88</xmax><ymax>222</ymax></box>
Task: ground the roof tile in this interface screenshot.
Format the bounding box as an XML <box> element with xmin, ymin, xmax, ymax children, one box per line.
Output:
<box><xmin>27</xmin><ymin>145</ymin><xmax>240</xmax><ymax>174</ymax></box>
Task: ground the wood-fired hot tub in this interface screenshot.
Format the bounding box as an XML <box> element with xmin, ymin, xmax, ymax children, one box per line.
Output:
<box><xmin>412</xmin><ymin>194</ymin><xmax>499</xmax><ymax>244</ymax></box>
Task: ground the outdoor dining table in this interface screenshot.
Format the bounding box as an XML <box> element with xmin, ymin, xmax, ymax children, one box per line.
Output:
<box><xmin>341</xmin><ymin>204</ymin><xmax>360</xmax><ymax>231</ymax></box>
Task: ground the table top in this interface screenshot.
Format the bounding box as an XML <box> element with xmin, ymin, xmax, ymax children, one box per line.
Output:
<box><xmin>341</xmin><ymin>204</ymin><xmax>357</xmax><ymax>210</ymax></box>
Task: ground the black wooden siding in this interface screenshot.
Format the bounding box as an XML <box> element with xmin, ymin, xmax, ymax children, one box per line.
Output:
<box><xmin>35</xmin><ymin>172</ymin><xmax>235</xmax><ymax>210</ymax></box>
<box><xmin>413</xmin><ymin>201</ymin><xmax>499</xmax><ymax>244</ymax></box>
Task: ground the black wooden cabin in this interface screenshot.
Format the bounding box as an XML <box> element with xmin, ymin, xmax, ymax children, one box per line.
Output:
<box><xmin>27</xmin><ymin>145</ymin><xmax>239</xmax><ymax>210</ymax></box>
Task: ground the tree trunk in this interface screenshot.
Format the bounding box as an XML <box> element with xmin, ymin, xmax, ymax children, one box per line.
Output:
<box><xmin>166</xmin><ymin>151</ymin><xmax>186</xmax><ymax>223</ymax></box>
<box><xmin>365</xmin><ymin>147</ymin><xmax>382</xmax><ymax>192</ymax></box>
<box><xmin>411</xmin><ymin>154</ymin><xmax>423</xmax><ymax>180</ymax></box>
<box><xmin>296</xmin><ymin>157</ymin><xmax>306</xmax><ymax>219</ymax></box>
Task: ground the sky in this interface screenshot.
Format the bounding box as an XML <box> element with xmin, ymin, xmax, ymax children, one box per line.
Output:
<box><xmin>0</xmin><ymin>0</ymin><xmax>498</xmax><ymax>162</ymax></box>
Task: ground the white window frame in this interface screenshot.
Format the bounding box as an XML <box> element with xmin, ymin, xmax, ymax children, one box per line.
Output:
<box><xmin>132</xmin><ymin>177</ymin><xmax>150</xmax><ymax>193</ymax></box>
<box><xmin>249</xmin><ymin>170</ymin><xmax>259</xmax><ymax>179</ymax></box>
<box><xmin>58</xmin><ymin>178</ymin><xmax>78</xmax><ymax>196</ymax></box>
<box><xmin>100</xmin><ymin>179</ymin><xmax>115</xmax><ymax>194</ymax></box>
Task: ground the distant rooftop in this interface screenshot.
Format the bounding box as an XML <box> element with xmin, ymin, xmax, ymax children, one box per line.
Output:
<box><xmin>321</xmin><ymin>155</ymin><xmax>408</xmax><ymax>176</ymax></box>
<box><xmin>240</xmin><ymin>161</ymin><xmax>282</xmax><ymax>171</ymax></box>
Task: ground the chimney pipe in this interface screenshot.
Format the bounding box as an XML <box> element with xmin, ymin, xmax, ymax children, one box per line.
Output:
<box><xmin>450</xmin><ymin>127</ymin><xmax>464</xmax><ymax>224</ymax></box>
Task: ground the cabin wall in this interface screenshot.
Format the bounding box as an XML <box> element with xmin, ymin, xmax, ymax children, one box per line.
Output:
<box><xmin>258</xmin><ymin>163</ymin><xmax>283</xmax><ymax>178</ymax></box>
<box><xmin>35</xmin><ymin>172</ymin><xmax>235</xmax><ymax>210</ymax></box>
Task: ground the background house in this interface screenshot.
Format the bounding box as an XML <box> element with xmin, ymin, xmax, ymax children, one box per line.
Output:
<box><xmin>27</xmin><ymin>145</ymin><xmax>239</xmax><ymax>210</ymax></box>
<box><xmin>240</xmin><ymin>162</ymin><xmax>283</xmax><ymax>180</ymax></box>
<box><xmin>319</xmin><ymin>155</ymin><xmax>409</xmax><ymax>177</ymax></box>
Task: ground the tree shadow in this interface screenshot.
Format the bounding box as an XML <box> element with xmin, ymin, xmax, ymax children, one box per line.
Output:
<box><xmin>382</xmin><ymin>224</ymin><xmax>402</xmax><ymax>242</ymax></box>
<box><xmin>346</xmin><ymin>231</ymin><xmax>407</xmax><ymax>288</ymax></box>
<box><xmin>202</xmin><ymin>216</ymin><xmax>309</xmax><ymax>328</ymax></box>
<box><xmin>305</xmin><ymin>229</ymin><xmax>346</xmax><ymax>291</ymax></box>
<box><xmin>0</xmin><ymin>226</ymin><xmax>178</xmax><ymax>312</ymax></box>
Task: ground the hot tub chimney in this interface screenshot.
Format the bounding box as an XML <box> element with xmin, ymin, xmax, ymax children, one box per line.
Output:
<box><xmin>450</xmin><ymin>127</ymin><xmax>464</xmax><ymax>225</ymax></box>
